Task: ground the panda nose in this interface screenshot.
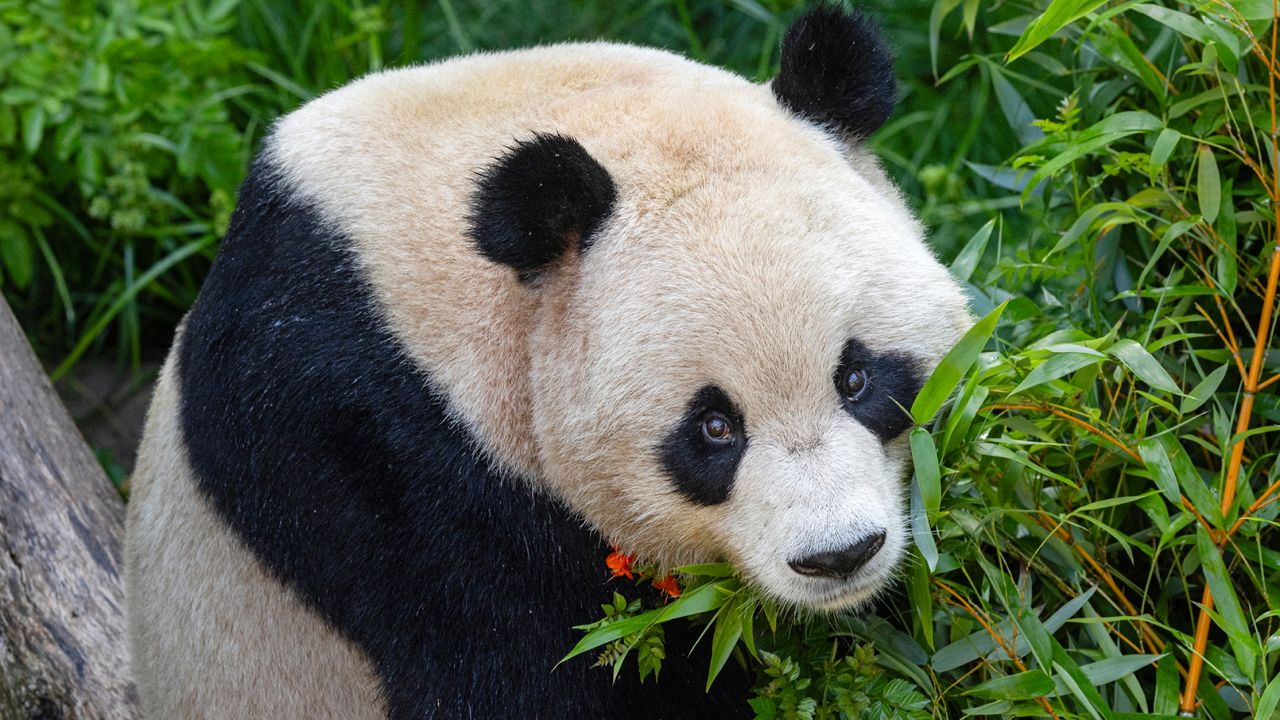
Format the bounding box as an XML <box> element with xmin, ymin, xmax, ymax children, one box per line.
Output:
<box><xmin>789</xmin><ymin>531</ymin><xmax>886</xmax><ymax>579</ymax></box>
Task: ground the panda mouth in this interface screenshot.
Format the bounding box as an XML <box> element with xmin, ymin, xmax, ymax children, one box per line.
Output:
<box><xmin>798</xmin><ymin>573</ymin><xmax>888</xmax><ymax>611</ymax></box>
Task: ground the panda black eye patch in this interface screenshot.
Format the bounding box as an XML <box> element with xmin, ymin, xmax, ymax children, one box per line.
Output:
<box><xmin>834</xmin><ymin>338</ymin><xmax>923</xmax><ymax>442</ymax></box>
<box><xmin>660</xmin><ymin>385</ymin><xmax>747</xmax><ymax>506</ymax></box>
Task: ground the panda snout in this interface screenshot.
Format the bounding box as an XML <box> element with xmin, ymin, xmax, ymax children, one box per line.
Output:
<box><xmin>787</xmin><ymin>530</ymin><xmax>886</xmax><ymax>579</ymax></box>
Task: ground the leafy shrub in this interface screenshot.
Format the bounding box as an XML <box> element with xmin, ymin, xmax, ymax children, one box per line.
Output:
<box><xmin>0</xmin><ymin>0</ymin><xmax>274</xmax><ymax>374</ymax></box>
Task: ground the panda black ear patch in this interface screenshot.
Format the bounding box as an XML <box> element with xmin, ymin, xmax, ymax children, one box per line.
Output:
<box><xmin>772</xmin><ymin>6</ymin><xmax>896</xmax><ymax>140</ymax></box>
<box><xmin>469</xmin><ymin>133</ymin><xmax>617</xmax><ymax>275</ymax></box>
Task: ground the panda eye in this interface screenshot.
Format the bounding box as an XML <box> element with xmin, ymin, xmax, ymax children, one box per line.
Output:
<box><xmin>839</xmin><ymin>367</ymin><xmax>870</xmax><ymax>402</ymax></box>
<box><xmin>699</xmin><ymin>412</ymin><xmax>736</xmax><ymax>446</ymax></box>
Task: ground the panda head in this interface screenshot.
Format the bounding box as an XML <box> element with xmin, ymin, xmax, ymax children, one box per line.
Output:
<box><xmin>469</xmin><ymin>7</ymin><xmax>970</xmax><ymax>611</ymax></box>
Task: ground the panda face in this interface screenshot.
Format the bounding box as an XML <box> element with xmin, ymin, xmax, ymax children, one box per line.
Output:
<box><xmin>526</xmin><ymin>162</ymin><xmax>969</xmax><ymax>611</ymax></box>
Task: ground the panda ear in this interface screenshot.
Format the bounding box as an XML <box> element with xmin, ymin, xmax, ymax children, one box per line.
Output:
<box><xmin>771</xmin><ymin>6</ymin><xmax>896</xmax><ymax>141</ymax></box>
<box><xmin>469</xmin><ymin>133</ymin><xmax>617</xmax><ymax>276</ymax></box>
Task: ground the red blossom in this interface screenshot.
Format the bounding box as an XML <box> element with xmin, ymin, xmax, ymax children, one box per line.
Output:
<box><xmin>606</xmin><ymin>546</ymin><xmax>636</xmax><ymax>580</ymax></box>
<box><xmin>652</xmin><ymin>575</ymin><xmax>681</xmax><ymax>599</ymax></box>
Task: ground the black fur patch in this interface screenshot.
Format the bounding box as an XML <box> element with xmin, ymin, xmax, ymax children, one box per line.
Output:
<box><xmin>178</xmin><ymin>157</ymin><xmax>747</xmax><ymax>718</ymax></box>
<box><xmin>468</xmin><ymin>133</ymin><xmax>617</xmax><ymax>274</ymax></box>
<box><xmin>772</xmin><ymin>6</ymin><xmax>896</xmax><ymax>140</ymax></box>
<box><xmin>660</xmin><ymin>386</ymin><xmax>749</xmax><ymax>505</ymax></box>
<box><xmin>834</xmin><ymin>338</ymin><xmax>922</xmax><ymax>442</ymax></box>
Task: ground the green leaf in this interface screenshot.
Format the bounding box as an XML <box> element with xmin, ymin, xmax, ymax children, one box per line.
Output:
<box><xmin>738</xmin><ymin>599</ymin><xmax>756</xmax><ymax>660</ymax></box>
<box><xmin>1196</xmin><ymin>527</ymin><xmax>1258</xmax><ymax>676</ymax></box>
<box><xmin>1257</xmin><ymin>671</ymin><xmax>1280</xmax><ymax>720</ymax></box>
<box><xmin>967</xmin><ymin>669</ymin><xmax>1055</xmax><ymax>700</ymax></box>
<box><xmin>0</xmin><ymin>229</ymin><xmax>35</xmax><ymax>290</ymax></box>
<box><xmin>929</xmin><ymin>0</ymin><xmax>963</xmax><ymax>78</ymax></box>
<box><xmin>990</xmin><ymin>69</ymin><xmax>1044</xmax><ymax>145</ymax></box>
<box><xmin>1137</xmin><ymin>437</ymin><xmax>1186</xmax><ymax>507</ymax></box>
<box><xmin>674</xmin><ymin>563</ymin><xmax>734</xmax><ymax>578</ymax></box>
<box><xmin>1096</xmin><ymin>21</ymin><xmax>1168</xmax><ymax>98</ymax></box>
<box><xmin>1181</xmin><ymin>364</ymin><xmax>1229</xmax><ymax>414</ymax></box>
<box><xmin>1148</xmin><ymin>128</ymin><xmax>1180</xmax><ymax>177</ymax></box>
<box><xmin>1052</xmin><ymin>642</ymin><xmax>1113</xmax><ymax>720</ymax></box>
<box><xmin>1010</xmin><ymin>604</ymin><xmax>1053</xmax><ymax>672</ymax></box>
<box><xmin>911</xmin><ymin>301</ymin><xmax>1006</xmax><ymax>424</ymax></box>
<box><xmin>1153</xmin><ymin>655</ymin><xmax>1179</xmax><ymax>715</ymax></box>
<box><xmin>910</xmin><ymin>479</ymin><xmax>938</xmax><ymax>571</ymax></box>
<box><xmin>0</xmin><ymin>106</ymin><xmax>15</xmax><ymax>145</ymax></box>
<box><xmin>1046</xmin><ymin>202</ymin><xmax>1133</xmax><ymax>259</ymax></box>
<box><xmin>931</xmin><ymin>588</ymin><xmax>1094</xmax><ymax>672</ymax></box>
<box><xmin>1022</xmin><ymin>112</ymin><xmax>1162</xmax><ymax>200</ymax></box>
<box><xmin>21</xmin><ymin>105</ymin><xmax>44</xmax><ymax>154</ymax></box>
<box><xmin>1198</xmin><ymin>145</ymin><xmax>1221</xmax><ymax>224</ymax></box>
<box><xmin>656</xmin><ymin>581</ymin><xmax>733</xmax><ymax>622</ymax></box>
<box><xmin>1109</xmin><ymin>339</ymin><xmax>1180</xmax><ymax>394</ymax></box>
<box><xmin>706</xmin><ymin>599</ymin><xmax>743</xmax><ymax>690</ymax></box>
<box><xmin>951</xmin><ymin>217</ymin><xmax>995</xmax><ymax>282</ymax></box>
<box><xmin>1168</xmin><ymin>436</ymin><xmax>1223</xmax><ymax>527</ymax></box>
<box><xmin>1006</xmin><ymin>0</ymin><xmax>1108</xmax><ymax>61</ymax></box>
<box><xmin>561</xmin><ymin>608</ymin><xmax>663</xmax><ymax>662</ymax></box>
<box><xmin>907</xmin><ymin>548</ymin><xmax>934</xmax><ymax>649</ymax></box>
<box><xmin>1225</xmin><ymin>0</ymin><xmax>1278</xmax><ymax>21</ymax></box>
<box><xmin>1131</xmin><ymin>5</ymin><xmax>1218</xmax><ymax>46</ymax></box>
<box><xmin>1010</xmin><ymin>351</ymin><xmax>1105</xmax><ymax>396</ymax></box>
<box><xmin>562</xmin><ymin>582</ymin><xmax>731</xmax><ymax>663</ymax></box>
<box><xmin>1069</xmin><ymin>655</ymin><xmax>1162</xmax><ymax>688</ymax></box>
<box><xmin>910</xmin><ymin>428</ymin><xmax>941</xmax><ymax>515</ymax></box>
<box><xmin>51</xmin><ymin>237</ymin><xmax>213</xmax><ymax>381</ymax></box>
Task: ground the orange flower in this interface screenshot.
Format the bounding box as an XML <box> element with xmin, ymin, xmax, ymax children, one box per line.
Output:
<box><xmin>652</xmin><ymin>575</ymin><xmax>681</xmax><ymax>599</ymax></box>
<box><xmin>606</xmin><ymin>547</ymin><xmax>636</xmax><ymax>580</ymax></box>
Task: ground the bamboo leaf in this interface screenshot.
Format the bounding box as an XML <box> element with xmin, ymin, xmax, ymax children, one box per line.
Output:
<box><xmin>1047</xmin><ymin>202</ymin><xmax>1133</xmax><ymax>259</ymax></box>
<box><xmin>1051</xmin><ymin>643</ymin><xmax>1112</xmax><ymax>720</ymax></box>
<box><xmin>1022</xmin><ymin>112</ymin><xmax>1162</xmax><ymax>200</ymax></box>
<box><xmin>1109</xmin><ymin>339</ymin><xmax>1180</xmax><ymax>394</ymax></box>
<box><xmin>1256</xmin><ymin>671</ymin><xmax>1280</xmax><ymax>720</ymax></box>
<box><xmin>560</xmin><ymin>608</ymin><xmax>664</xmax><ymax>662</ymax></box>
<box><xmin>911</xmin><ymin>301</ymin><xmax>1006</xmax><ymax>424</ymax></box>
<box><xmin>1006</xmin><ymin>0</ymin><xmax>1108</xmax><ymax>61</ymax></box>
<box><xmin>951</xmin><ymin>217</ymin><xmax>996</xmax><ymax>282</ymax></box>
<box><xmin>1010</xmin><ymin>351</ymin><xmax>1105</xmax><ymax>396</ymax></box>
<box><xmin>1224</xmin><ymin>0</ymin><xmax>1277</xmax><ymax>21</ymax></box>
<box><xmin>907</xmin><ymin>549</ymin><xmax>934</xmax><ymax>649</ymax></box>
<box><xmin>990</xmin><ymin>69</ymin><xmax>1045</xmax><ymax>144</ymax></box>
<box><xmin>706</xmin><ymin>599</ymin><xmax>743</xmax><ymax>690</ymax></box>
<box><xmin>1068</xmin><ymin>655</ymin><xmax>1163</xmax><ymax>688</ymax></box>
<box><xmin>967</xmin><ymin>669</ymin><xmax>1055</xmax><ymax>699</ymax></box>
<box><xmin>911</xmin><ymin>428</ymin><xmax>942</xmax><ymax>515</ymax></box>
<box><xmin>910</xmin><ymin>478</ymin><xmax>938</xmax><ymax>571</ymax></box>
<box><xmin>1153</xmin><ymin>656</ymin><xmax>1179</xmax><ymax>715</ymax></box>
<box><xmin>0</xmin><ymin>228</ymin><xmax>34</xmax><ymax>290</ymax></box>
<box><xmin>1198</xmin><ymin>145</ymin><xmax>1221</xmax><ymax>224</ymax></box>
<box><xmin>674</xmin><ymin>563</ymin><xmax>734</xmax><ymax>578</ymax></box>
<box><xmin>1148</xmin><ymin>128</ymin><xmax>1180</xmax><ymax>177</ymax></box>
<box><xmin>1180</xmin><ymin>364</ymin><xmax>1229</xmax><ymax>415</ymax></box>
<box><xmin>1196</xmin><ymin>528</ymin><xmax>1258</xmax><ymax>677</ymax></box>
<box><xmin>1137</xmin><ymin>437</ymin><xmax>1186</xmax><ymax>507</ymax></box>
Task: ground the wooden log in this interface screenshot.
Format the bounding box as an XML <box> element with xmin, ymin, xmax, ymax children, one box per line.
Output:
<box><xmin>0</xmin><ymin>297</ymin><xmax>137</xmax><ymax>719</ymax></box>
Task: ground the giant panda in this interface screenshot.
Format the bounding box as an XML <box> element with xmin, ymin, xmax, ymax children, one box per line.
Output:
<box><xmin>125</xmin><ymin>6</ymin><xmax>970</xmax><ymax>718</ymax></box>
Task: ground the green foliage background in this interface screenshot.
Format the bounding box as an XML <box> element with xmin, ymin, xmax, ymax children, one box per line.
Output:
<box><xmin>3</xmin><ymin>0</ymin><xmax>1279</xmax><ymax>717</ymax></box>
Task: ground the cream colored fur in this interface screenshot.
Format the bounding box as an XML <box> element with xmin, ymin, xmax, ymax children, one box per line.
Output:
<box><xmin>127</xmin><ymin>347</ymin><xmax>385</xmax><ymax>718</ymax></box>
<box><xmin>129</xmin><ymin>41</ymin><xmax>970</xmax><ymax>716</ymax></box>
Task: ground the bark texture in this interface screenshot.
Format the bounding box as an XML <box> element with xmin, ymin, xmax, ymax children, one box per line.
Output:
<box><xmin>0</xmin><ymin>298</ymin><xmax>137</xmax><ymax>719</ymax></box>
